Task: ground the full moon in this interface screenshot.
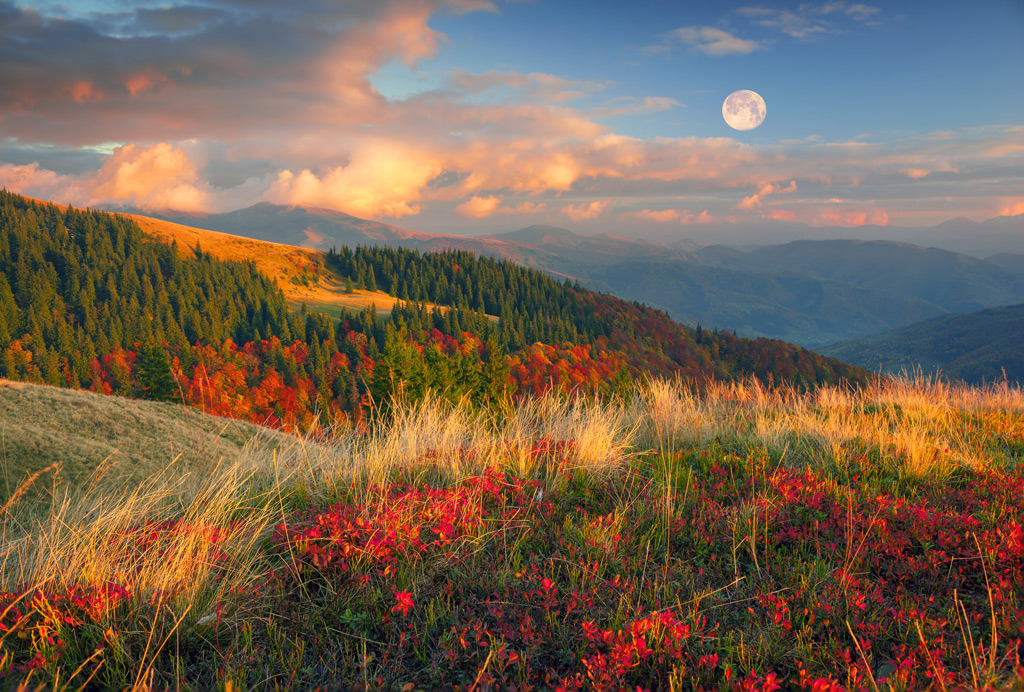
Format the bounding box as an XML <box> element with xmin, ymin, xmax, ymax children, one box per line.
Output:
<box><xmin>723</xmin><ymin>90</ymin><xmax>766</xmax><ymax>131</ymax></box>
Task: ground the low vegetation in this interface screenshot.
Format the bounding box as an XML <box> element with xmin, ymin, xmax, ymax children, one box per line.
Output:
<box><xmin>0</xmin><ymin>375</ymin><xmax>1021</xmax><ymax>690</ymax></box>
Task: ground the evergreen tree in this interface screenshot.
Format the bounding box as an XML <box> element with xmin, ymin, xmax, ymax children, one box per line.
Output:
<box><xmin>136</xmin><ymin>345</ymin><xmax>176</xmax><ymax>401</ymax></box>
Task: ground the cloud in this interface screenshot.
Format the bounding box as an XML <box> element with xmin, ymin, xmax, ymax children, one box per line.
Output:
<box><xmin>813</xmin><ymin>208</ymin><xmax>890</xmax><ymax>226</ymax></box>
<box><xmin>768</xmin><ymin>209</ymin><xmax>798</xmax><ymax>221</ymax></box>
<box><xmin>621</xmin><ymin>208</ymin><xmax>714</xmax><ymax>224</ymax></box>
<box><xmin>265</xmin><ymin>141</ymin><xmax>442</xmax><ymax>218</ymax></box>
<box><xmin>652</xmin><ymin>26</ymin><xmax>762</xmax><ymax>56</ymax></box>
<box><xmin>736</xmin><ymin>2</ymin><xmax>882</xmax><ymax>39</ymax></box>
<box><xmin>623</xmin><ymin>208</ymin><xmax>686</xmax><ymax>223</ymax></box>
<box><xmin>450</xmin><ymin>71</ymin><xmax>605</xmax><ymax>104</ymax></box>
<box><xmin>456</xmin><ymin>194</ymin><xmax>502</xmax><ymax>218</ymax></box>
<box><xmin>455</xmin><ymin>195</ymin><xmax>546</xmax><ymax>218</ymax></box>
<box><xmin>0</xmin><ymin>142</ymin><xmax>210</xmax><ymax>211</ymax></box>
<box><xmin>736</xmin><ymin>180</ymin><xmax>797</xmax><ymax>209</ymax></box>
<box><xmin>0</xmin><ymin>162</ymin><xmax>75</xmax><ymax>202</ymax></box>
<box><xmin>590</xmin><ymin>96</ymin><xmax>681</xmax><ymax>119</ymax></box>
<box><xmin>0</xmin><ymin>0</ymin><xmax>1019</xmax><ymax>231</ymax></box>
<box><xmin>0</xmin><ymin>0</ymin><xmax>485</xmax><ymax>145</ymax></box>
<box><xmin>561</xmin><ymin>200</ymin><xmax>610</xmax><ymax>221</ymax></box>
<box><xmin>1001</xmin><ymin>200</ymin><xmax>1024</xmax><ymax>217</ymax></box>
<box><xmin>91</xmin><ymin>143</ymin><xmax>210</xmax><ymax>211</ymax></box>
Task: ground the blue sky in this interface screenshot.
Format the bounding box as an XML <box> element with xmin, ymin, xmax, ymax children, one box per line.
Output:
<box><xmin>1</xmin><ymin>0</ymin><xmax>1022</xmax><ymax>235</ymax></box>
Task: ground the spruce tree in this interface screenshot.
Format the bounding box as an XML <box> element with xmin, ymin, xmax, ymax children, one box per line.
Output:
<box><xmin>136</xmin><ymin>345</ymin><xmax>176</xmax><ymax>401</ymax></box>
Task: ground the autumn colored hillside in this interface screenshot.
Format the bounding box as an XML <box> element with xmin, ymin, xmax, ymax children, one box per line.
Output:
<box><xmin>128</xmin><ymin>208</ymin><xmax>448</xmax><ymax>319</ymax></box>
<box><xmin>0</xmin><ymin>376</ymin><xmax>1021</xmax><ymax>689</ymax></box>
<box><xmin>0</xmin><ymin>192</ymin><xmax>870</xmax><ymax>435</ymax></box>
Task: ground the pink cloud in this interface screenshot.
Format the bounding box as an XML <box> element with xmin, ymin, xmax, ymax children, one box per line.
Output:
<box><xmin>561</xmin><ymin>200</ymin><xmax>610</xmax><ymax>221</ymax></box>
<box><xmin>456</xmin><ymin>195</ymin><xmax>502</xmax><ymax>218</ymax></box>
<box><xmin>736</xmin><ymin>180</ymin><xmax>797</xmax><ymax>210</ymax></box>
<box><xmin>0</xmin><ymin>143</ymin><xmax>210</xmax><ymax>212</ymax></box>
<box><xmin>1001</xmin><ymin>200</ymin><xmax>1024</xmax><ymax>217</ymax></box>
<box><xmin>265</xmin><ymin>141</ymin><xmax>442</xmax><ymax>219</ymax></box>
<box><xmin>813</xmin><ymin>208</ymin><xmax>890</xmax><ymax>226</ymax></box>
<box><xmin>0</xmin><ymin>162</ymin><xmax>77</xmax><ymax>203</ymax></box>
<box><xmin>620</xmin><ymin>208</ymin><xmax>715</xmax><ymax>225</ymax></box>
<box><xmin>455</xmin><ymin>195</ymin><xmax>547</xmax><ymax>218</ymax></box>
<box><xmin>660</xmin><ymin>26</ymin><xmax>762</xmax><ymax>56</ymax></box>
<box><xmin>624</xmin><ymin>208</ymin><xmax>686</xmax><ymax>223</ymax></box>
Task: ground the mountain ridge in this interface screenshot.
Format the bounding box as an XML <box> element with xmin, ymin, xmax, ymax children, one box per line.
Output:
<box><xmin>819</xmin><ymin>303</ymin><xmax>1024</xmax><ymax>384</ymax></box>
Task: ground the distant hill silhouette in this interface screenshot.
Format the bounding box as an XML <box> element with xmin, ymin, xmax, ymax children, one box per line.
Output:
<box><xmin>819</xmin><ymin>304</ymin><xmax>1024</xmax><ymax>384</ymax></box>
<box><xmin>134</xmin><ymin>205</ymin><xmax>1024</xmax><ymax>348</ymax></box>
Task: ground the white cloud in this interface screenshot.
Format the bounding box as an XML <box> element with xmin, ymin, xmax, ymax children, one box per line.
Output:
<box><xmin>657</xmin><ymin>26</ymin><xmax>762</xmax><ymax>56</ymax></box>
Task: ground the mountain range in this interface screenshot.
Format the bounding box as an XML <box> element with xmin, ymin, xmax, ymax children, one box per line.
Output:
<box><xmin>820</xmin><ymin>303</ymin><xmax>1024</xmax><ymax>384</ymax></box>
<box><xmin>139</xmin><ymin>204</ymin><xmax>1024</xmax><ymax>349</ymax></box>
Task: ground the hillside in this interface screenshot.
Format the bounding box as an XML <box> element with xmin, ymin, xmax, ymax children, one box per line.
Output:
<box><xmin>128</xmin><ymin>211</ymin><xmax>458</xmax><ymax>320</ymax></box>
<box><xmin>140</xmin><ymin>204</ymin><xmax>688</xmax><ymax>277</ymax></box>
<box><xmin>141</xmin><ymin>204</ymin><xmax>1024</xmax><ymax>348</ymax></box>
<box><xmin>588</xmin><ymin>258</ymin><xmax>945</xmax><ymax>347</ymax></box>
<box><xmin>693</xmin><ymin>239</ymin><xmax>1024</xmax><ymax>313</ymax></box>
<box><xmin>1</xmin><ymin>192</ymin><xmax>870</xmax><ymax>436</ymax></box>
<box><xmin>2</xmin><ymin>376</ymin><xmax>1022</xmax><ymax>689</ymax></box>
<box><xmin>819</xmin><ymin>303</ymin><xmax>1024</xmax><ymax>384</ymax></box>
<box><xmin>0</xmin><ymin>378</ymin><xmax>290</xmax><ymax>503</ymax></box>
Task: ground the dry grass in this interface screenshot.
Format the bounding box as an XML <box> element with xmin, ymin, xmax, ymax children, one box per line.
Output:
<box><xmin>636</xmin><ymin>373</ymin><xmax>1023</xmax><ymax>480</ymax></box>
<box><xmin>131</xmin><ymin>213</ymin><xmax>472</xmax><ymax>320</ymax></box>
<box><xmin>6</xmin><ymin>373</ymin><xmax>1018</xmax><ymax>600</ymax></box>
<box><xmin>0</xmin><ymin>376</ymin><xmax>1021</xmax><ymax>688</ymax></box>
<box><xmin>0</xmin><ymin>379</ymin><xmax>292</xmax><ymax>504</ymax></box>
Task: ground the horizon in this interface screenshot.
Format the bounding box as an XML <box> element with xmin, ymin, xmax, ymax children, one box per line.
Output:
<box><xmin>1</xmin><ymin>0</ymin><xmax>1023</xmax><ymax>241</ymax></box>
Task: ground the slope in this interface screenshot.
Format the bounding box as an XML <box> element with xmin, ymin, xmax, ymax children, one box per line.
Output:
<box><xmin>693</xmin><ymin>239</ymin><xmax>1024</xmax><ymax>314</ymax></box>
<box><xmin>2</xmin><ymin>192</ymin><xmax>872</xmax><ymax>438</ymax></box>
<box><xmin>590</xmin><ymin>259</ymin><xmax>946</xmax><ymax>348</ymax></box>
<box><xmin>141</xmin><ymin>205</ymin><xmax>1024</xmax><ymax>347</ymax></box>
<box><xmin>128</xmin><ymin>210</ymin><xmax>450</xmax><ymax>319</ymax></box>
<box><xmin>0</xmin><ymin>378</ymin><xmax>290</xmax><ymax>504</ymax></box>
<box><xmin>819</xmin><ymin>303</ymin><xmax>1024</xmax><ymax>384</ymax></box>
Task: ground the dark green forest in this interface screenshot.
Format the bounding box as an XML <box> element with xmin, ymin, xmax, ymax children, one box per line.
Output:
<box><xmin>0</xmin><ymin>191</ymin><xmax>870</xmax><ymax>431</ymax></box>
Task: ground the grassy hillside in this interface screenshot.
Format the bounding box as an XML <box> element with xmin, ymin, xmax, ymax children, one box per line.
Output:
<box><xmin>0</xmin><ymin>379</ymin><xmax>291</xmax><ymax>504</ymax></box>
<box><xmin>0</xmin><ymin>377</ymin><xmax>1022</xmax><ymax>689</ymax></box>
<box><xmin>129</xmin><ymin>211</ymin><xmax>449</xmax><ymax>319</ymax></box>
<box><xmin>820</xmin><ymin>303</ymin><xmax>1024</xmax><ymax>384</ymax></box>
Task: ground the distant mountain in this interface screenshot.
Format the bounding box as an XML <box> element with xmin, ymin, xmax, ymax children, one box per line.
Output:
<box><xmin>904</xmin><ymin>214</ymin><xmax>1024</xmax><ymax>257</ymax></box>
<box><xmin>140</xmin><ymin>205</ymin><xmax>678</xmax><ymax>277</ymax></box>
<box><xmin>652</xmin><ymin>214</ymin><xmax>1024</xmax><ymax>258</ymax></box>
<box><xmin>587</xmin><ymin>259</ymin><xmax>946</xmax><ymax>348</ymax></box>
<box><xmin>137</xmin><ymin>204</ymin><xmax>1024</xmax><ymax>348</ymax></box>
<box><xmin>692</xmin><ymin>239</ymin><xmax>1024</xmax><ymax>314</ymax></box>
<box><xmin>985</xmin><ymin>252</ymin><xmax>1024</xmax><ymax>275</ymax></box>
<box><xmin>819</xmin><ymin>304</ymin><xmax>1024</xmax><ymax>384</ymax></box>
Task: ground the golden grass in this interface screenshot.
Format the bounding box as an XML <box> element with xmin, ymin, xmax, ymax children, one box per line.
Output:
<box><xmin>1</xmin><ymin>374</ymin><xmax>1020</xmax><ymax>615</ymax></box>
<box><xmin>0</xmin><ymin>379</ymin><xmax>293</xmax><ymax>504</ymax></box>
<box><xmin>635</xmin><ymin>373</ymin><xmax>1023</xmax><ymax>480</ymax></box>
<box><xmin>130</xmin><ymin>213</ymin><xmax>474</xmax><ymax>321</ymax></box>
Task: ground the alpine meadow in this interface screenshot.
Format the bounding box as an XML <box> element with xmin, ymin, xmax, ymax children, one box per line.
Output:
<box><xmin>1</xmin><ymin>1</ymin><xmax>1023</xmax><ymax>690</ymax></box>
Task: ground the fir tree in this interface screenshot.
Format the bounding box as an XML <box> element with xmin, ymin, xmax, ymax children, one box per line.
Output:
<box><xmin>136</xmin><ymin>345</ymin><xmax>176</xmax><ymax>401</ymax></box>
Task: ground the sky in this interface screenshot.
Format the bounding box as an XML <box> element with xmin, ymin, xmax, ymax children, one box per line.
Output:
<box><xmin>1</xmin><ymin>0</ymin><xmax>1023</xmax><ymax>238</ymax></box>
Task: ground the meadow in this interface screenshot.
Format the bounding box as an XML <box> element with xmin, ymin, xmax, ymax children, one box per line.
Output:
<box><xmin>0</xmin><ymin>375</ymin><xmax>1021</xmax><ymax>690</ymax></box>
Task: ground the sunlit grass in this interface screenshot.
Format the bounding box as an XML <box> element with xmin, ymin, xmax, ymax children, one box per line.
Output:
<box><xmin>0</xmin><ymin>375</ymin><xmax>1021</xmax><ymax>689</ymax></box>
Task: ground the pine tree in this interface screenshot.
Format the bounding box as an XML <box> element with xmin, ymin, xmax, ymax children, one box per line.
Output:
<box><xmin>481</xmin><ymin>336</ymin><xmax>511</xmax><ymax>405</ymax></box>
<box><xmin>136</xmin><ymin>345</ymin><xmax>176</xmax><ymax>401</ymax></box>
